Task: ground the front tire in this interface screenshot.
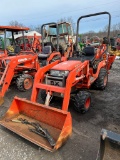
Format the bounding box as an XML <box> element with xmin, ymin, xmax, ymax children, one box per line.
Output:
<box><xmin>93</xmin><ymin>68</ymin><xmax>108</xmax><ymax>90</ymax></box>
<box><xmin>73</xmin><ymin>91</ymin><xmax>91</xmax><ymax>114</ymax></box>
<box><xmin>16</xmin><ymin>74</ymin><xmax>33</xmax><ymax>91</ymax></box>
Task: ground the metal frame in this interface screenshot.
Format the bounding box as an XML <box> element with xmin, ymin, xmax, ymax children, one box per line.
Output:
<box><xmin>76</xmin><ymin>11</ymin><xmax>111</xmax><ymax>51</ymax></box>
<box><xmin>41</xmin><ymin>22</ymin><xmax>59</xmax><ymax>52</ymax></box>
<box><xmin>0</xmin><ymin>26</ymin><xmax>29</xmax><ymax>54</ymax></box>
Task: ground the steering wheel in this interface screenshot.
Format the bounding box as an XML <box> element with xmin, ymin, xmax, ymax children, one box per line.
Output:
<box><xmin>89</xmin><ymin>36</ymin><xmax>101</xmax><ymax>47</ymax></box>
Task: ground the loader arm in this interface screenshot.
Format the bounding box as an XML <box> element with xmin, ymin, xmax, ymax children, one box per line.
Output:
<box><xmin>0</xmin><ymin>62</ymin><xmax>15</xmax><ymax>97</ymax></box>
<box><xmin>62</xmin><ymin>61</ymin><xmax>89</xmax><ymax>111</ymax></box>
<box><xmin>31</xmin><ymin>60</ymin><xmax>60</xmax><ymax>102</ymax></box>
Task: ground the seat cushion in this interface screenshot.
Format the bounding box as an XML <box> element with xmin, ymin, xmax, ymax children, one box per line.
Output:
<box><xmin>68</xmin><ymin>55</ymin><xmax>94</xmax><ymax>62</ymax></box>
<box><xmin>38</xmin><ymin>53</ymin><xmax>50</xmax><ymax>59</ymax></box>
<box><xmin>38</xmin><ymin>45</ymin><xmax>51</xmax><ymax>60</ymax></box>
<box><xmin>8</xmin><ymin>52</ymin><xmax>18</xmax><ymax>56</ymax></box>
<box><xmin>83</xmin><ymin>46</ymin><xmax>96</xmax><ymax>56</ymax></box>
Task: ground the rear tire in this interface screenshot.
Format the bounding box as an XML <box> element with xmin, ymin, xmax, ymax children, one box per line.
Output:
<box><xmin>93</xmin><ymin>68</ymin><xmax>108</xmax><ymax>90</ymax></box>
<box><xmin>73</xmin><ymin>91</ymin><xmax>91</xmax><ymax>114</ymax></box>
<box><xmin>16</xmin><ymin>74</ymin><xmax>33</xmax><ymax>91</ymax></box>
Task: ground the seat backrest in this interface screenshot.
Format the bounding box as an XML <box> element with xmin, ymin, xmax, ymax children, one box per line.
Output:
<box><xmin>44</xmin><ymin>42</ymin><xmax>54</xmax><ymax>51</ymax></box>
<box><xmin>42</xmin><ymin>46</ymin><xmax>51</xmax><ymax>54</ymax></box>
<box><xmin>14</xmin><ymin>45</ymin><xmax>21</xmax><ymax>53</ymax></box>
<box><xmin>83</xmin><ymin>46</ymin><xmax>96</xmax><ymax>56</ymax></box>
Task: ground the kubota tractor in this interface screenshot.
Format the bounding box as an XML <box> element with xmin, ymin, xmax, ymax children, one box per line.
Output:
<box><xmin>0</xmin><ymin>26</ymin><xmax>30</xmax><ymax>57</ymax></box>
<box><xmin>0</xmin><ymin>51</ymin><xmax>40</xmax><ymax>105</ymax></box>
<box><xmin>31</xmin><ymin>12</ymin><xmax>115</xmax><ymax>113</ymax></box>
<box><xmin>0</xmin><ymin>26</ymin><xmax>42</xmax><ymax>105</ymax></box>
<box><xmin>0</xmin><ymin>12</ymin><xmax>116</xmax><ymax>152</ymax></box>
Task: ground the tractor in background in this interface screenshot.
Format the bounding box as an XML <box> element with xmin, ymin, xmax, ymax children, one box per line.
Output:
<box><xmin>37</xmin><ymin>22</ymin><xmax>74</xmax><ymax>66</ymax></box>
<box><xmin>0</xmin><ymin>26</ymin><xmax>30</xmax><ymax>57</ymax></box>
<box><xmin>0</xmin><ymin>26</ymin><xmax>42</xmax><ymax>106</ymax></box>
<box><xmin>110</xmin><ymin>34</ymin><xmax>120</xmax><ymax>57</ymax></box>
<box><xmin>110</xmin><ymin>34</ymin><xmax>120</xmax><ymax>51</ymax></box>
<box><xmin>15</xmin><ymin>31</ymin><xmax>41</xmax><ymax>52</ymax></box>
<box><xmin>49</xmin><ymin>21</ymin><xmax>74</xmax><ymax>58</ymax></box>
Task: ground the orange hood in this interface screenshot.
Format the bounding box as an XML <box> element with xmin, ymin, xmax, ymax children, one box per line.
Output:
<box><xmin>52</xmin><ymin>60</ymin><xmax>82</xmax><ymax>71</ymax></box>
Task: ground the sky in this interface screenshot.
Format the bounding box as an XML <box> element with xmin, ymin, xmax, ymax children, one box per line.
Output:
<box><xmin>0</xmin><ymin>0</ymin><xmax>120</xmax><ymax>33</ymax></box>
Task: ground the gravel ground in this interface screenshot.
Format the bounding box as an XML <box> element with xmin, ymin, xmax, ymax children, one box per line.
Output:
<box><xmin>0</xmin><ymin>60</ymin><xmax>120</xmax><ymax>160</ymax></box>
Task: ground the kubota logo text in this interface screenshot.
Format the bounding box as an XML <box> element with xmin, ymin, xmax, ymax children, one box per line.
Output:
<box><xmin>18</xmin><ymin>58</ymin><xmax>28</xmax><ymax>62</ymax></box>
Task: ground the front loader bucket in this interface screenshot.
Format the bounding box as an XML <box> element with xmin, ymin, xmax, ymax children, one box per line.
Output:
<box><xmin>0</xmin><ymin>96</ymin><xmax>72</xmax><ymax>152</ymax></box>
<box><xmin>99</xmin><ymin>129</ymin><xmax>120</xmax><ymax>160</ymax></box>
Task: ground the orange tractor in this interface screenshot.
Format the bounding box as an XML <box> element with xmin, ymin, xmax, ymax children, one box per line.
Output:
<box><xmin>0</xmin><ymin>51</ymin><xmax>40</xmax><ymax>105</ymax></box>
<box><xmin>0</xmin><ymin>12</ymin><xmax>116</xmax><ymax>152</ymax></box>
<box><xmin>0</xmin><ymin>26</ymin><xmax>41</xmax><ymax>105</ymax></box>
<box><xmin>31</xmin><ymin>12</ymin><xmax>115</xmax><ymax>112</ymax></box>
<box><xmin>16</xmin><ymin>32</ymin><xmax>41</xmax><ymax>52</ymax></box>
<box><xmin>0</xmin><ymin>26</ymin><xmax>30</xmax><ymax>57</ymax></box>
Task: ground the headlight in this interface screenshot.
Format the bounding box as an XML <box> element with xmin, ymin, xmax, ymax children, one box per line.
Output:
<box><xmin>50</xmin><ymin>70</ymin><xmax>69</xmax><ymax>77</ymax></box>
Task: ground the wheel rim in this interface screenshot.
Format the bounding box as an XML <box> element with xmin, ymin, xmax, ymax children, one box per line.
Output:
<box><xmin>24</xmin><ymin>78</ymin><xmax>33</xmax><ymax>90</ymax></box>
<box><xmin>104</xmin><ymin>75</ymin><xmax>108</xmax><ymax>86</ymax></box>
<box><xmin>85</xmin><ymin>98</ymin><xmax>91</xmax><ymax>109</ymax></box>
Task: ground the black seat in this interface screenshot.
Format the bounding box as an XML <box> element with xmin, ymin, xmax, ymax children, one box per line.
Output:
<box><xmin>69</xmin><ymin>46</ymin><xmax>96</xmax><ymax>62</ymax></box>
<box><xmin>82</xmin><ymin>46</ymin><xmax>96</xmax><ymax>61</ymax></box>
<box><xmin>38</xmin><ymin>46</ymin><xmax>51</xmax><ymax>59</ymax></box>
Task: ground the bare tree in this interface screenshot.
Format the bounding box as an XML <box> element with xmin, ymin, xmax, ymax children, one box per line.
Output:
<box><xmin>28</xmin><ymin>25</ymin><xmax>41</xmax><ymax>33</ymax></box>
<box><xmin>28</xmin><ymin>25</ymin><xmax>35</xmax><ymax>31</ymax></box>
<box><xmin>9</xmin><ymin>20</ymin><xmax>25</xmax><ymax>27</ymax></box>
<box><xmin>67</xmin><ymin>17</ymin><xmax>76</xmax><ymax>34</ymax></box>
<box><xmin>35</xmin><ymin>25</ymin><xmax>41</xmax><ymax>33</ymax></box>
